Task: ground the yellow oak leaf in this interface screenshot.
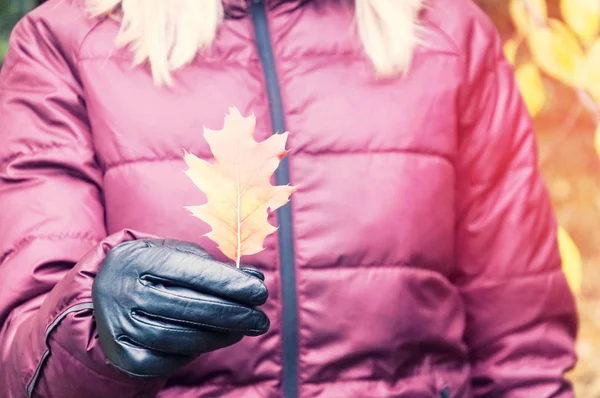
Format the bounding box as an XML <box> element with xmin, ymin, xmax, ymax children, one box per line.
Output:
<box><xmin>527</xmin><ymin>19</ymin><xmax>586</xmax><ymax>88</ymax></box>
<box><xmin>184</xmin><ymin>107</ymin><xmax>296</xmax><ymax>266</ymax></box>
<box><xmin>557</xmin><ymin>226</ymin><xmax>582</xmax><ymax>295</ymax></box>
<box><xmin>504</xmin><ymin>35</ymin><xmax>523</xmax><ymax>65</ymax></box>
<box><xmin>560</xmin><ymin>0</ymin><xmax>600</xmax><ymax>47</ymax></box>
<box><xmin>585</xmin><ymin>38</ymin><xmax>600</xmax><ymax>105</ymax></box>
<box><xmin>515</xmin><ymin>63</ymin><xmax>546</xmax><ymax>116</ymax></box>
<box><xmin>595</xmin><ymin>123</ymin><xmax>600</xmax><ymax>161</ymax></box>
<box><xmin>509</xmin><ymin>0</ymin><xmax>547</xmax><ymax>35</ymax></box>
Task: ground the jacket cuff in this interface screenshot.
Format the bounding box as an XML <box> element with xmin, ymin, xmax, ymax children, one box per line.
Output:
<box><xmin>18</xmin><ymin>229</ymin><xmax>165</xmax><ymax>397</ymax></box>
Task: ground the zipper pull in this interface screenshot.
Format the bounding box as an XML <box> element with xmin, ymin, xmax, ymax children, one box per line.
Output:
<box><xmin>440</xmin><ymin>386</ymin><xmax>450</xmax><ymax>398</ymax></box>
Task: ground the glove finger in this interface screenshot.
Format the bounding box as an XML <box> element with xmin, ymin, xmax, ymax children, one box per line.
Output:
<box><xmin>135</xmin><ymin>283</ymin><xmax>270</xmax><ymax>336</ymax></box>
<box><xmin>101</xmin><ymin>333</ymin><xmax>222</xmax><ymax>378</ymax></box>
<box><xmin>96</xmin><ymin>322</ymin><xmax>193</xmax><ymax>378</ymax></box>
<box><xmin>240</xmin><ymin>267</ymin><xmax>265</xmax><ymax>281</ymax></box>
<box><xmin>121</xmin><ymin>311</ymin><xmax>244</xmax><ymax>356</ymax></box>
<box><xmin>136</xmin><ymin>241</ymin><xmax>268</xmax><ymax>306</ymax></box>
<box><xmin>151</xmin><ymin>239</ymin><xmax>214</xmax><ymax>260</ymax></box>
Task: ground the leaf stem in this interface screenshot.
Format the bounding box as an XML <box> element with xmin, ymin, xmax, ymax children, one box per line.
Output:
<box><xmin>236</xmin><ymin>153</ymin><xmax>242</xmax><ymax>268</ymax></box>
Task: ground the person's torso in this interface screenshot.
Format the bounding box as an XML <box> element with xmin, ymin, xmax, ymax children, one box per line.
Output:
<box><xmin>78</xmin><ymin>1</ymin><xmax>474</xmax><ymax>396</ymax></box>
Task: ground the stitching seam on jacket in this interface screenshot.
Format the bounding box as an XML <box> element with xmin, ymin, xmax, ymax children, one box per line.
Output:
<box><xmin>302</xmin><ymin>372</ymin><xmax>441</xmax><ymax>386</ymax></box>
<box><xmin>26</xmin><ymin>302</ymin><xmax>95</xmax><ymax>398</ymax></box>
<box><xmin>299</xmin><ymin>148</ymin><xmax>454</xmax><ymax>165</ymax></box>
<box><xmin>103</xmin><ymin>156</ymin><xmax>184</xmax><ymax>171</ymax></box>
<box><xmin>0</xmin><ymin>85</ymin><xmax>63</xmax><ymax>94</ymax></box>
<box><xmin>77</xmin><ymin>48</ymin><xmax>459</xmax><ymax>66</ymax></box>
<box><xmin>423</xmin><ymin>20</ymin><xmax>461</xmax><ymax>56</ymax></box>
<box><xmin>0</xmin><ymin>142</ymin><xmax>93</xmax><ymax>168</ymax></box>
<box><xmin>75</xmin><ymin>16</ymin><xmax>107</xmax><ymax>62</ymax></box>
<box><xmin>301</xmin><ymin>264</ymin><xmax>564</xmax><ymax>281</ymax></box>
<box><xmin>458</xmin><ymin>267</ymin><xmax>566</xmax><ymax>290</ymax></box>
<box><xmin>78</xmin><ymin>55</ymin><xmax>255</xmax><ymax>67</ymax></box>
<box><xmin>0</xmin><ymin>233</ymin><xmax>100</xmax><ymax>266</ymax></box>
<box><xmin>102</xmin><ymin>150</ymin><xmax>455</xmax><ymax>170</ymax></box>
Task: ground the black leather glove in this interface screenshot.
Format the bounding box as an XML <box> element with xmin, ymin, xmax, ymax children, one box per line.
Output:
<box><xmin>92</xmin><ymin>239</ymin><xmax>269</xmax><ymax>378</ymax></box>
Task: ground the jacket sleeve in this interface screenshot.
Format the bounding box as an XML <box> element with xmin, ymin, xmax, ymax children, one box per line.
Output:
<box><xmin>0</xmin><ymin>12</ymin><xmax>164</xmax><ymax>398</ymax></box>
<box><xmin>454</xmin><ymin>11</ymin><xmax>578</xmax><ymax>398</ymax></box>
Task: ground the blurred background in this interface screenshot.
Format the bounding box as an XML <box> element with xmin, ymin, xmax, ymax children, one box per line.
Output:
<box><xmin>1</xmin><ymin>0</ymin><xmax>599</xmax><ymax>396</ymax></box>
<box><xmin>0</xmin><ymin>0</ymin><xmax>34</xmax><ymax>60</ymax></box>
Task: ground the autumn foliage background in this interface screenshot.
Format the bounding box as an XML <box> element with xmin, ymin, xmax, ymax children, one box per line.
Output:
<box><xmin>1</xmin><ymin>0</ymin><xmax>600</xmax><ymax>395</ymax></box>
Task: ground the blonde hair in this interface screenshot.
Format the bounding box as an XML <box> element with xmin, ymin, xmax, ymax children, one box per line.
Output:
<box><xmin>86</xmin><ymin>0</ymin><xmax>425</xmax><ymax>85</ymax></box>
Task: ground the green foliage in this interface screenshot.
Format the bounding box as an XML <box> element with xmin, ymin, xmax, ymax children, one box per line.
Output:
<box><xmin>0</xmin><ymin>0</ymin><xmax>36</xmax><ymax>63</ymax></box>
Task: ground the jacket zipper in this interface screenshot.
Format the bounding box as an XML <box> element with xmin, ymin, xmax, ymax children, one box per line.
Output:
<box><xmin>250</xmin><ymin>1</ymin><xmax>299</xmax><ymax>397</ymax></box>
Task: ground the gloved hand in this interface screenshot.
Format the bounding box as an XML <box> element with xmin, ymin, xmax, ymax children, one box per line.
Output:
<box><xmin>92</xmin><ymin>239</ymin><xmax>269</xmax><ymax>378</ymax></box>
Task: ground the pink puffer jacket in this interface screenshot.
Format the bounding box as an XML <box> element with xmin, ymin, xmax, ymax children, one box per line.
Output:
<box><xmin>0</xmin><ymin>0</ymin><xmax>578</xmax><ymax>397</ymax></box>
